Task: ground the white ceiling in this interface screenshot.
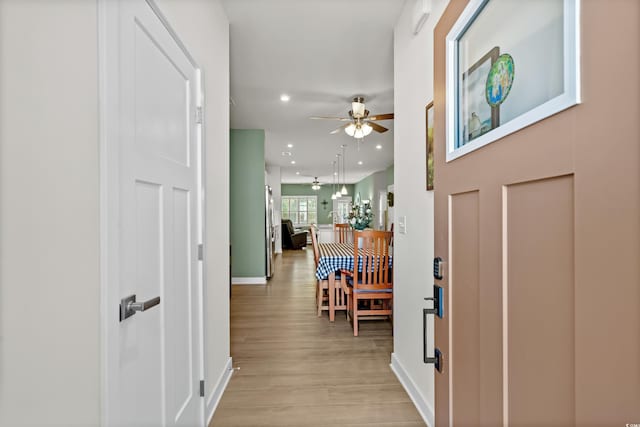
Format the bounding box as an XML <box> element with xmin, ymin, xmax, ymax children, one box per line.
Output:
<box><xmin>221</xmin><ymin>0</ymin><xmax>403</xmax><ymax>185</ymax></box>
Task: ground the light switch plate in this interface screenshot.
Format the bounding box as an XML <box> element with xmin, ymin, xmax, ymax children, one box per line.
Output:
<box><xmin>398</xmin><ymin>215</ymin><xmax>407</xmax><ymax>234</ymax></box>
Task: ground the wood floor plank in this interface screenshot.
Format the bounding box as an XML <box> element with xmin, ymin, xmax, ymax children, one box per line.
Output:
<box><xmin>210</xmin><ymin>248</ymin><xmax>424</xmax><ymax>426</ymax></box>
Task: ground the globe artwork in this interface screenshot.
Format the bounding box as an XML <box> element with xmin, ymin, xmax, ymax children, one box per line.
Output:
<box><xmin>485</xmin><ymin>54</ymin><xmax>514</xmax><ymax>107</ymax></box>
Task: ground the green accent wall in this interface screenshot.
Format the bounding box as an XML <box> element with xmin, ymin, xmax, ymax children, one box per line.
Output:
<box><xmin>353</xmin><ymin>168</ymin><xmax>394</xmax><ymax>229</ymax></box>
<box><xmin>353</xmin><ymin>173</ymin><xmax>377</xmax><ymax>204</ymax></box>
<box><xmin>281</xmin><ymin>184</ymin><xmax>354</xmax><ymax>224</ymax></box>
<box><xmin>354</xmin><ymin>168</ymin><xmax>394</xmax><ymax>203</ymax></box>
<box><xmin>230</xmin><ymin>129</ymin><xmax>265</xmax><ymax>278</ymax></box>
<box><xmin>386</xmin><ymin>164</ymin><xmax>394</xmax><ymax>186</ymax></box>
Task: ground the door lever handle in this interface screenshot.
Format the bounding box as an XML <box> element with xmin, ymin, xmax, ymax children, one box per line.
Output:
<box><xmin>120</xmin><ymin>294</ymin><xmax>161</xmax><ymax>322</ymax></box>
<box><xmin>129</xmin><ymin>296</ymin><xmax>160</xmax><ymax>312</ymax></box>
<box><xmin>423</xmin><ymin>307</ymin><xmax>443</xmax><ymax>372</ymax></box>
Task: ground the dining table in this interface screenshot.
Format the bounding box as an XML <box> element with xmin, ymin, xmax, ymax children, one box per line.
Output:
<box><xmin>315</xmin><ymin>242</ymin><xmax>393</xmax><ymax>321</ymax></box>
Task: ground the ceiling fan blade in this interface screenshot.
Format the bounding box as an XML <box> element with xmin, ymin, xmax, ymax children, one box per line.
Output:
<box><xmin>367</xmin><ymin>121</ymin><xmax>388</xmax><ymax>133</ymax></box>
<box><xmin>330</xmin><ymin>123</ymin><xmax>350</xmax><ymax>134</ymax></box>
<box><xmin>367</xmin><ymin>113</ymin><xmax>394</xmax><ymax>121</ymax></box>
<box><xmin>309</xmin><ymin>116</ymin><xmax>350</xmax><ymax>121</ymax></box>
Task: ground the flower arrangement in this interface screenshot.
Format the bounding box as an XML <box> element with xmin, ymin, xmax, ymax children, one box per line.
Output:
<box><xmin>347</xmin><ymin>201</ymin><xmax>373</xmax><ymax>230</ymax></box>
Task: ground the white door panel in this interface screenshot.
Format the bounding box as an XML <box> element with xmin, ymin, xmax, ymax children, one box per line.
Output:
<box><xmin>120</xmin><ymin>180</ymin><xmax>165</xmax><ymax>426</ymax></box>
<box><xmin>104</xmin><ymin>1</ymin><xmax>203</xmax><ymax>426</ymax></box>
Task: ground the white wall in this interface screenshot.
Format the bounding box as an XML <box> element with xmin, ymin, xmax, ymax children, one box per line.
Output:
<box><xmin>146</xmin><ymin>0</ymin><xmax>232</xmax><ymax>420</ymax></box>
<box><xmin>0</xmin><ymin>0</ymin><xmax>230</xmax><ymax>425</ymax></box>
<box><xmin>391</xmin><ymin>1</ymin><xmax>449</xmax><ymax>426</ymax></box>
<box><xmin>0</xmin><ymin>1</ymin><xmax>101</xmax><ymax>425</ymax></box>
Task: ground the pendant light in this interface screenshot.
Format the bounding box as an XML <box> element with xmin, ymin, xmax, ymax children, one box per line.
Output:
<box><xmin>334</xmin><ymin>154</ymin><xmax>342</xmax><ymax>199</ymax></box>
<box><xmin>340</xmin><ymin>144</ymin><xmax>348</xmax><ymax>195</ymax></box>
<box><xmin>331</xmin><ymin>161</ymin><xmax>337</xmax><ymax>200</ymax></box>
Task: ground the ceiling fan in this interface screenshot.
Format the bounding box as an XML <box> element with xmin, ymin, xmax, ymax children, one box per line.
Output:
<box><xmin>310</xmin><ymin>96</ymin><xmax>394</xmax><ymax>139</ymax></box>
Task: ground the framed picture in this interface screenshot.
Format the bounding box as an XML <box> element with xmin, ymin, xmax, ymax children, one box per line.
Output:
<box><xmin>445</xmin><ymin>0</ymin><xmax>580</xmax><ymax>161</ymax></box>
<box><xmin>426</xmin><ymin>101</ymin><xmax>435</xmax><ymax>190</ymax></box>
<box><xmin>459</xmin><ymin>46</ymin><xmax>500</xmax><ymax>148</ymax></box>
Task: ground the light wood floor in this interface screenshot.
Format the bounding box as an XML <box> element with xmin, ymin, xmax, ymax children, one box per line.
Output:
<box><xmin>210</xmin><ymin>248</ymin><xmax>425</xmax><ymax>427</ymax></box>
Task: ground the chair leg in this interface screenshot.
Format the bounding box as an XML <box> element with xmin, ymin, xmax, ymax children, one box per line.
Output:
<box><xmin>317</xmin><ymin>281</ymin><xmax>323</xmax><ymax>317</ymax></box>
<box><xmin>345</xmin><ymin>294</ymin><xmax>349</xmax><ymax>320</ymax></box>
<box><xmin>353</xmin><ymin>297</ymin><xmax>359</xmax><ymax>336</ymax></box>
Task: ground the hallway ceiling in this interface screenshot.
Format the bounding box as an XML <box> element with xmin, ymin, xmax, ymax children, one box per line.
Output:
<box><xmin>221</xmin><ymin>0</ymin><xmax>402</xmax><ymax>185</ymax></box>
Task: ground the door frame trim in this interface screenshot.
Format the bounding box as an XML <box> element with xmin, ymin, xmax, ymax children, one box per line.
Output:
<box><xmin>98</xmin><ymin>1</ymin><xmax>206</xmax><ymax>425</ymax></box>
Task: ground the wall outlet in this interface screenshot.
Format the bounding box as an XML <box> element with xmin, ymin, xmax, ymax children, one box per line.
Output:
<box><xmin>398</xmin><ymin>215</ymin><xmax>407</xmax><ymax>234</ymax></box>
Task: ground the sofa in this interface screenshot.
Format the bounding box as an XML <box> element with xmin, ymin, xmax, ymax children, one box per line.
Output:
<box><xmin>281</xmin><ymin>219</ymin><xmax>307</xmax><ymax>250</ymax></box>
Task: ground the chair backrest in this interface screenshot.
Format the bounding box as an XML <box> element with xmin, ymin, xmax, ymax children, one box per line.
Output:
<box><xmin>309</xmin><ymin>225</ymin><xmax>320</xmax><ymax>266</ymax></box>
<box><xmin>334</xmin><ymin>223</ymin><xmax>352</xmax><ymax>244</ymax></box>
<box><xmin>352</xmin><ymin>230</ymin><xmax>393</xmax><ymax>290</ymax></box>
<box><xmin>282</xmin><ymin>219</ymin><xmax>295</xmax><ymax>235</ymax></box>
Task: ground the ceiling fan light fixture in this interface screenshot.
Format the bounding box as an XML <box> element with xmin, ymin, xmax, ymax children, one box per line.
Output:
<box><xmin>344</xmin><ymin>123</ymin><xmax>356</xmax><ymax>137</ymax></box>
<box><xmin>352</xmin><ymin>97</ymin><xmax>366</xmax><ymax>118</ymax></box>
<box><xmin>352</xmin><ymin>103</ymin><xmax>365</xmax><ymax>118</ymax></box>
<box><xmin>311</xmin><ymin>177</ymin><xmax>321</xmax><ymax>191</ymax></box>
<box><xmin>354</xmin><ymin>124</ymin><xmax>372</xmax><ymax>139</ymax></box>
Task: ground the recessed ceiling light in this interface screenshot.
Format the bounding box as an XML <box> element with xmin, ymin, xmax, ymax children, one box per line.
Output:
<box><xmin>291</xmin><ymin>160</ymin><xmax>296</xmax><ymax>164</ymax></box>
<box><xmin>358</xmin><ymin>161</ymin><xmax>363</xmax><ymax>165</ymax></box>
<box><xmin>281</xmin><ymin>151</ymin><xmax>292</xmax><ymax>156</ymax></box>
<box><xmin>287</xmin><ymin>143</ymin><xmax>293</xmax><ymax>148</ymax></box>
<box><xmin>375</xmin><ymin>144</ymin><xmax>382</xmax><ymax>150</ymax></box>
<box><xmin>296</xmin><ymin>171</ymin><xmax>300</xmax><ymax>175</ymax></box>
<box><xmin>280</xmin><ymin>94</ymin><xmax>290</xmax><ymax>102</ymax></box>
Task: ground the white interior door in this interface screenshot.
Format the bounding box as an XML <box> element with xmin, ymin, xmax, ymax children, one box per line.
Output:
<box><xmin>102</xmin><ymin>1</ymin><xmax>203</xmax><ymax>426</ymax></box>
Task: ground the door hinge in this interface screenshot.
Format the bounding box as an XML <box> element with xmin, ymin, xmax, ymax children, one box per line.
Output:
<box><xmin>198</xmin><ymin>244</ymin><xmax>204</xmax><ymax>261</ymax></box>
<box><xmin>199</xmin><ymin>380</ymin><xmax>205</xmax><ymax>397</ymax></box>
<box><xmin>195</xmin><ymin>106</ymin><xmax>203</xmax><ymax>124</ymax></box>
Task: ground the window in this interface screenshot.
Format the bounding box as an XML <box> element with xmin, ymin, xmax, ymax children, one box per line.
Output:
<box><xmin>282</xmin><ymin>196</ymin><xmax>317</xmax><ymax>226</ymax></box>
<box><xmin>446</xmin><ymin>0</ymin><xmax>580</xmax><ymax>160</ymax></box>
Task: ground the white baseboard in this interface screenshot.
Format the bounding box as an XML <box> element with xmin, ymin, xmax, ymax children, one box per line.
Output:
<box><xmin>206</xmin><ymin>357</ymin><xmax>234</xmax><ymax>425</ymax></box>
<box><xmin>390</xmin><ymin>353</ymin><xmax>434</xmax><ymax>427</ymax></box>
<box><xmin>231</xmin><ymin>277</ymin><xmax>266</xmax><ymax>285</ymax></box>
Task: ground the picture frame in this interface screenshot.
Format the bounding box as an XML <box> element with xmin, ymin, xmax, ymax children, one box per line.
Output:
<box><xmin>425</xmin><ymin>101</ymin><xmax>435</xmax><ymax>190</ymax></box>
<box><xmin>459</xmin><ymin>46</ymin><xmax>500</xmax><ymax>148</ymax></box>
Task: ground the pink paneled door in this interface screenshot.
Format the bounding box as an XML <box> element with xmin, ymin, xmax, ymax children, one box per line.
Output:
<box><xmin>432</xmin><ymin>0</ymin><xmax>640</xmax><ymax>426</ymax></box>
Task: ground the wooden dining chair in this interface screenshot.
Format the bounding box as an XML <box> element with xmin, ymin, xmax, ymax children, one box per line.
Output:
<box><xmin>339</xmin><ymin>230</ymin><xmax>393</xmax><ymax>336</ymax></box>
<box><xmin>310</xmin><ymin>226</ymin><xmax>346</xmax><ymax>317</ymax></box>
<box><xmin>334</xmin><ymin>223</ymin><xmax>352</xmax><ymax>243</ymax></box>
<box><xmin>310</xmin><ymin>226</ymin><xmax>326</xmax><ymax>315</ymax></box>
